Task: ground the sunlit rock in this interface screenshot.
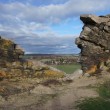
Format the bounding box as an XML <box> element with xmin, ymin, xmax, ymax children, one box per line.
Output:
<box><xmin>76</xmin><ymin>14</ymin><xmax>110</xmax><ymax>75</ymax></box>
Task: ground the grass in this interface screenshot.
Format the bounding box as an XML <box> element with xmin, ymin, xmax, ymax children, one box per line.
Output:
<box><xmin>76</xmin><ymin>98</ymin><xmax>110</xmax><ymax>110</ymax></box>
<box><xmin>76</xmin><ymin>80</ymin><xmax>110</xmax><ymax>110</ymax></box>
<box><xmin>98</xmin><ymin>81</ymin><xmax>110</xmax><ymax>99</ymax></box>
<box><xmin>52</xmin><ymin>63</ymin><xmax>81</xmax><ymax>74</ymax></box>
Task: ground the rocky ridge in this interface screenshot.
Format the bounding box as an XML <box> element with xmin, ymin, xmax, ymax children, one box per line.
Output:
<box><xmin>76</xmin><ymin>14</ymin><xmax>110</xmax><ymax>75</ymax></box>
<box><xmin>0</xmin><ymin>36</ymin><xmax>65</xmax><ymax>80</ymax></box>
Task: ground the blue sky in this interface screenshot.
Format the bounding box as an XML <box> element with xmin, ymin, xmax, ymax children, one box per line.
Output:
<box><xmin>0</xmin><ymin>0</ymin><xmax>110</xmax><ymax>54</ymax></box>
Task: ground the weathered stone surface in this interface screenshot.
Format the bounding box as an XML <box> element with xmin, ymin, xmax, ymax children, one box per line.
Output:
<box><xmin>0</xmin><ymin>36</ymin><xmax>65</xmax><ymax>79</ymax></box>
<box><xmin>80</xmin><ymin>14</ymin><xmax>100</xmax><ymax>24</ymax></box>
<box><xmin>80</xmin><ymin>14</ymin><xmax>109</xmax><ymax>25</ymax></box>
<box><xmin>76</xmin><ymin>14</ymin><xmax>110</xmax><ymax>75</ymax></box>
<box><xmin>0</xmin><ymin>37</ymin><xmax>24</xmax><ymax>61</ymax></box>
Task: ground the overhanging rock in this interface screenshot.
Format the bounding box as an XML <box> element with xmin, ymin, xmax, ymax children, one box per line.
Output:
<box><xmin>76</xmin><ymin>14</ymin><xmax>110</xmax><ymax>75</ymax></box>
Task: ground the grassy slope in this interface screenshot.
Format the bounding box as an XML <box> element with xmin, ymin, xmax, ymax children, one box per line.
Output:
<box><xmin>52</xmin><ymin>63</ymin><xmax>81</xmax><ymax>74</ymax></box>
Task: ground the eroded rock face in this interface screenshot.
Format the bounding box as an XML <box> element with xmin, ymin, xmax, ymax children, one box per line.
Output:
<box><xmin>0</xmin><ymin>37</ymin><xmax>24</xmax><ymax>61</ymax></box>
<box><xmin>76</xmin><ymin>14</ymin><xmax>110</xmax><ymax>75</ymax></box>
<box><xmin>0</xmin><ymin>36</ymin><xmax>65</xmax><ymax>80</ymax></box>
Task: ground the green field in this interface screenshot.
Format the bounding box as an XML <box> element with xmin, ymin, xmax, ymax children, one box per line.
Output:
<box><xmin>52</xmin><ymin>63</ymin><xmax>81</xmax><ymax>74</ymax></box>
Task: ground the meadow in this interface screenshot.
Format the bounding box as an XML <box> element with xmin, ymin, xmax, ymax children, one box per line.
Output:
<box><xmin>24</xmin><ymin>54</ymin><xmax>80</xmax><ymax>74</ymax></box>
<box><xmin>52</xmin><ymin>63</ymin><xmax>81</xmax><ymax>74</ymax></box>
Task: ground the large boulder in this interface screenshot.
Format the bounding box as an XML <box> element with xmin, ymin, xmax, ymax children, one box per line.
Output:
<box><xmin>76</xmin><ymin>14</ymin><xmax>110</xmax><ymax>75</ymax></box>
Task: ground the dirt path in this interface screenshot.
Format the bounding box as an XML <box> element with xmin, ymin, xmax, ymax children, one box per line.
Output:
<box><xmin>0</xmin><ymin>71</ymin><xmax>109</xmax><ymax>110</ymax></box>
<box><xmin>42</xmin><ymin>76</ymin><xmax>99</xmax><ymax>110</ymax></box>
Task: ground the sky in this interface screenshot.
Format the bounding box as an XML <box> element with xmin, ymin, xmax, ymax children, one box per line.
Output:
<box><xmin>0</xmin><ymin>0</ymin><xmax>110</xmax><ymax>54</ymax></box>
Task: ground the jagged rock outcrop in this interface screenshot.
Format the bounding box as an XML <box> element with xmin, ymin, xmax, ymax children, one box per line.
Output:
<box><xmin>76</xmin><ymin>14</ymin><xmax>110</xmax><ymax>75</ymax></box>
<box><xmin>0</xmin><ymin>36</ymin><xmax>65</xmax><ymax>80</ymax></box>
<box><xmin>0</xmin><ymin>36</ymin><xmax>24</xmax><ymax>61</ymax></box>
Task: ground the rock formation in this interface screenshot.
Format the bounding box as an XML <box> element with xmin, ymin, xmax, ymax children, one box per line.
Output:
<box><xmin>76</xmin><ymin>14</ymin><xmax>110</xmax><ymax>75</ymax></box>
<box><xmin>0</xmin><ymin>36</ymin><xmax>65</xmax><ymax>80</ymax></box>
<box><xmin>0</xmin><ymin>36</ymin><xmax>24</xmax><ymax>61</ymax></box>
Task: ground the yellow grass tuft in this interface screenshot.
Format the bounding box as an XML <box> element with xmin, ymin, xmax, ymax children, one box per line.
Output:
<box><xmin>35</xmin><ymin>69</ymin><xmax>65</xmax><ymax>78</ymax></box>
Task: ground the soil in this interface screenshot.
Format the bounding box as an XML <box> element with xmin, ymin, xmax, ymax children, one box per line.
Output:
<box><xmin>0</xmin><ymin>70</ymin><xmax>110</xmax><ymax>110</ymax></box>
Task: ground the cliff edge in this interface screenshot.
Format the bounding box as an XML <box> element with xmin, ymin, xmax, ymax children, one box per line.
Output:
<box><xmin>76</xmin><ymin>14</ymin><xmax>110</xmax><ymax>75</ymax></box>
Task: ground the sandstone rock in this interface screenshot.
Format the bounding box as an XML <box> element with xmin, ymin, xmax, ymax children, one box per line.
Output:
<box><xmin>76</xmin><ymin>14</ymin><xmax>110</xmax><ymax>75</ymax></box>
<box><xmin>80</xmin><ymin>14</ymin><xmax>100</xmax><ymax>24</ymax></box>
<box><xmin>0</xmin><ymin>36</ymin><xmax>65</xmax><ymax>79</ymax></box>
<box><xmin>80</xmin><ymin>14</ymin><xmax>109</xmax><ymax>25</ymax></box>
<box><xmin>84</xmin><ymin>73</ymin><xmax>90</xmax><ymax>77</ymax></box>
<box><xmin>0</xmin><ymin>70</ymin><xmax>6</xmax><ymax>80</ymax></box>
<box><xmin>0</xmin><ymin>37</ymin><xmax>24</xmax><ymax>61</ymax></box>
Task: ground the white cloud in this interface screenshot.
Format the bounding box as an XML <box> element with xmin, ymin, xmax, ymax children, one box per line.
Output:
<box><xmin>0</xmin><ymin>0</ymin><xmax>109</xmax><ymax>53</ymax></box>
<box><xmin>0</xmin><ymin>0</ymin><xmax>110</xmax><ymax>23</ymax></box>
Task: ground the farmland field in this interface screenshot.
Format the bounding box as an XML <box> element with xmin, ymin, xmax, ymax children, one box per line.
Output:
<box><xmin>52</xmin><ymin>63</ymin><xmax>81</xmax><ymax>74</ymax></box>
<box><xmin>24</xmin><ymin>54</ymin><xmax>80</xmax><ymax>74</ymax></box>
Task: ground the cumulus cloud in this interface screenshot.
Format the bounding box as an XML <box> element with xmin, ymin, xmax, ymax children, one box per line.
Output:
<box><xmin>18</xmin><ymin>34</ymin><xmax>79</xmax><ymax>54</ymax></box>
<box><xmin>0</xmin><ymin>0</ymin><xmax>110</xmax><ymax>23</ymax></box>
<box><xmin>0</xmin><ymin>0</ymin><xmax>109</xmax><ymax>54</ymax></box>
<box><xmin>0</xmin><ymin>20</ymin><xmax>79</xmax><ymax>54</ymax></box>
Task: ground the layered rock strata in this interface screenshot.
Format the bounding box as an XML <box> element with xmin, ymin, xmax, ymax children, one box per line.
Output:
<box><xmin>0</xmin><ymin>36</ymin><xmax>24</xmax><ymax>61</ymax></box>
<box><xmin>76</xmin><ymin>14</ymin><xmax>110</xmax><ymax>75</ymax></box>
